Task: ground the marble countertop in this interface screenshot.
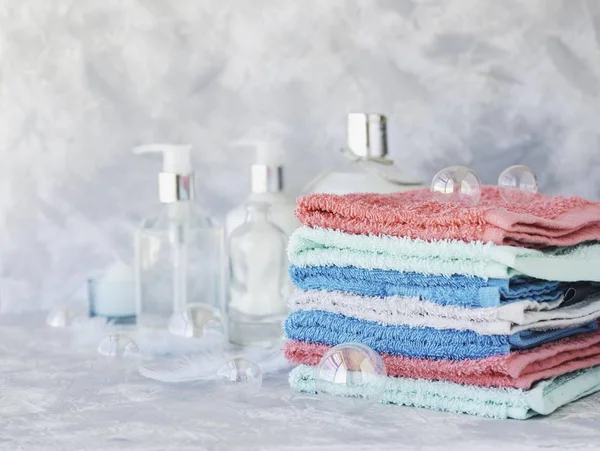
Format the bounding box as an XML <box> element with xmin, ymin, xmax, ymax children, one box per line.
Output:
<box><xmin>2</xmin><ymin>315</ymin><xmax>600</xmax><ymax>451</ymax></box>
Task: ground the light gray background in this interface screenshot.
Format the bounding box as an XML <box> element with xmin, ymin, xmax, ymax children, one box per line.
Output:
<box><xmin>2</xmin><ymin>0</ymin><xmax>600</xmax><ymax>312</ymax></box>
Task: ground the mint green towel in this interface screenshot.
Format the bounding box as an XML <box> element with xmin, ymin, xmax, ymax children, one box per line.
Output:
<box><xmin>289</xmin><ymin>364</ymin><xmax>600</xmax><ymax>419</ymax></box>
<box><xmin>289</xmin><ymin>227</ymin><xmax>600</xmax><ymax>281</ymax></box>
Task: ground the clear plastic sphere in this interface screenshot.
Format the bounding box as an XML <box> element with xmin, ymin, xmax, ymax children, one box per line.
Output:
<box><xmin>97</xmin><ymin>332</ymin><xmax>142</xmax><ymax>384</ymax></box>
<box><xmin>430</xmin><ymin>166</ymin><xmax>482</xmax><ymax>206</ymax></box>
<box><xmin>46</xmin><ymin>305</ymin><xmax>88</xmax><ymax>328</ymax></box>
<box><xmin>168</xmin><ymin>303</ymin><xmax>223</xmax><ymax>338</ymax></box>
<box><xmin>315</xmin><ymin>343</ymin><xmax>387</xmax><ymax>413</ymax></box>
<box><xmin>98</xmin><ymin>332</ymin><xmax>140</xmax><ymax>358</ymax></box>
<box><xmin>214</xmin><ymin>358</ymin><xmax>263</xmax><ymax>400</ymax></box>
<box><xmin>498</xmin><ymin>165</ymin><xmax>538</xmax><ymax>203</ymax></box>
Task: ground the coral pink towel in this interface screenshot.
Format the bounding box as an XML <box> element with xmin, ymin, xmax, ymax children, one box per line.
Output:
<box><xmin>296</xmin><ymin>186</ymin><xmax>600</xmax><ymax>247</ymax></box>
<box><xmin>283</xmin><ymin>328</ymin><xmax>600</xmax><ymax>389</ymax></box>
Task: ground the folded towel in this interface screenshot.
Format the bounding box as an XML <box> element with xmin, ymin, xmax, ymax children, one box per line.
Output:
<box><xmin>284</xmin><ymin>310</ymin><xmax>599</xmax><ymax>359</ymax></box>
<box><xmin>289</xmin><ymin>266</ymin><xmax>567</xmax><ymax>307</ymax></box>
<box><xmin>284</xmin><ymin>328</ymin><xmax>600</xmax><ymax>389</ymax></box>
<box><xmin>289</xmin><ymin>364</ymin><xmax>600</xmax><ymax>419</ymax></box>
<box><xmin>289</xmin><ymin>290</ymin><xmax>600</xmax><ymax>335</ymax></box>
<box><xmin>296</xmin><ymin>186</ymin><xmax>600</xmax><ymax>248</ymax></box>
<box><xmin>289</xmin><ymin>227</ymin><xmax>600</xmax><ymax>281</ymax></box>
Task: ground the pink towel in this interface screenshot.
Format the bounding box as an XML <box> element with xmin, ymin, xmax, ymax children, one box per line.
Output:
<box><xmin>296</xmin><ymin>187</ymin><xmax>600</xmax><ymax>247</ymax></box>
<box><xmin>283</xmin><ymin>328</ymin><xmax>600</xmax><ymax>389</ymax></box>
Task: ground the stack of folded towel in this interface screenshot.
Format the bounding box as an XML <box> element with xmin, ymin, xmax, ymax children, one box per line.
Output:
<box><xmin>283</xmin><ymin>186</ymin><xmax>600</xmax><ymax>419</ymax></box>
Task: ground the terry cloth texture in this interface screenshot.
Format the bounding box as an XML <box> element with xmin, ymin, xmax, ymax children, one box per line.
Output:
<box><xmin>289</xmin><ymin>265</ymin><xmax>567</xmax><ymax>307</ymax></box>
<box><xmin>288</xmin><ymin>290</ymin><xmax>600</xmax><ymax>335</ymax></box>
<box><xmin>288</xmin><ymin>364</ymin><xmax>600</xmax><ymax>419</ymax></box>
<box><xmin>288</xmin><ymin>226</ymin><xmax>600</xmax><ymax>281</ymax></box>
<box><xmin>283</xmin><ymin>310</ymin><xmax>598</xmax><ymax>359</ymax></box>
<box><xmin>284</xmin><ymin>329</ymin><xmax>600</xmax><ymax>389</ymax></box>
<box><xmin>295</xmin><ymin>186</ymin><xmax>600</xmax><ymax>248</ymax></box>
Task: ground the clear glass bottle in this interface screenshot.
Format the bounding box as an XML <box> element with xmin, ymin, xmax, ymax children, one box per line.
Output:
<box><xmin>305</xmin><ymin>113</ymin><xmax>425</xmax><ymax>194</ymax></box>
<box><xmin>225</xmin><ymin>140</ymin><xmax>298</xmax><ymax>238</ymax></box>
<box><xmin>134</xmin><ymin>144</ymin><xmax>225</xmax><ymax>339</ymax></box>
<box><xmin>228</xmin><ymin>202</ymin><xmax>289</xmax><ymax>346</ymax></box>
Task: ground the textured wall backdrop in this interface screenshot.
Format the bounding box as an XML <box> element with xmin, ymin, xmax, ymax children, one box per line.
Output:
<box><xmin>2</xmin><ymin>0</ymin><xmax>600</xmax><ymax>312</ymax></box>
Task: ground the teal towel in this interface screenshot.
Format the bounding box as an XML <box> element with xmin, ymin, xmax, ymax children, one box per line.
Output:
<box><xmin>289</xmin><ymin>364</ymin><xmax>600</xmax><ymax>419</ymax></box>
<box><xmin>289</xmin><ymin>227</ymin><xmax>600</xmax><ymax>281</ymax></box>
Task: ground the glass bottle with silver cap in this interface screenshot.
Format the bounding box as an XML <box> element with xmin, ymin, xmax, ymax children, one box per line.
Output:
<box><xmin>305</xmin><ymin>113</ymin><xmax>424</xmax><ymax>194</ymax></box>
<box><xmin>133</xmin><ymin>144</ymin><xmax>225</xmax><ymax>341</ymax></box>
<box><xmin>225</xmin><ymin>140</ymin><xmax>298</xmax><ymax>239</ymax></box>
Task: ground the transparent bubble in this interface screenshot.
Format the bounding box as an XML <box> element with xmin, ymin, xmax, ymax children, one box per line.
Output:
<box><xmin>46</xmin><ymin>305</ymin><xmax>88</xmax><ymax>328</ymax></box>
<box><xmin>214</xmin><ymin>358</ymin><xmax>262</xmax><ymax>400</ymax></box>
<box><xmin>98</xmin><ymin>332</ymin><xmax>140</xmax><ymax>358</ymax></box>
<box><xmin>168</xmin><ymin>304</ymin><xmax>223</xmax><ymax>339</ymax></box>
<box><xmin>498</xmin><ymin>165</ymin><xmax>538</xmax><ymax>203</ymax></box>
<box><xmin>97</xmin><ymin>332</ymin><xmax>142</xmax><ymax>384</ymax></box>
<box><xmin>315</xmin><ymin>343</ymin><xmax>387</xmax><ymax>413</ymax></box>
<box><xmin>430</xmin><ymin>166</ymin><xmax>482</xmax><ymax>206</ymax></box>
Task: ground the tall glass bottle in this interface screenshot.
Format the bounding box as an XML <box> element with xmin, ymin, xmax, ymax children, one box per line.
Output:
<box><xmin>228</xmin><ymin>202</ymin><xmax>289</xmax><ymax>346</ymax></box>
<box><xmin>305</xmin><ymin>113</ymin><xmax>424</xmax><ymax>194</ymax></box>
<box><xmin>134</xmin><ymin>144</ymin><xmax>225</xmax><ymax>340</ymax></box>
<box><xmin>225</xmin><ymin>139</ymin><xmax>298</xmax><ymax>238</ymax></box>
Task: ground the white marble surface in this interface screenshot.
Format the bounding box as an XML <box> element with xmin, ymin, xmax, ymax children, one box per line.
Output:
<box><xmin>1</xmin><ymin>315</ymin><xmax>600</xmax><ymax>451</ymax></box>
<box><xmin>3</xmin><ymin>0</ymin><xmax>600</xmax><ymax>312</ymax></box>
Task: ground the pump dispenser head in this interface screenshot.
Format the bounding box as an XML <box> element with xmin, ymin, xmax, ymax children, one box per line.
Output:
<box><xmin>232</xmin><ymin>140</ymin><xmax>284</xmax><ymax>194</ymax></box>
<box><xmin>133</xmin><ymin>144</ymin><xmax>195</xmax><ymax>203</ymax></box>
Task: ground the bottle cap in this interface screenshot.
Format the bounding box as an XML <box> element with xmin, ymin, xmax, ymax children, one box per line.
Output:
<box><xmin>347</xmin><ymin>113</ymin><xmax>389</xmax><ymax>160</ymax></box>
<box><xmin>133</xmin><ymin>144</ymin><xmax>195</xmax><ymax>203</ymax></box>
<box><xmin>232</xmin><ymin>140</ymin><xmax>284</xmax><ymax>194</ymax></box>
<box><xmin>250</xmin><ymin>165</ymin><xmax>283</xmax><ymax>194</ymax></box>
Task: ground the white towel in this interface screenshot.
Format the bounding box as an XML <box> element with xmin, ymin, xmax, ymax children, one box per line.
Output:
<box><xmin>289</xmin><ymin>290</ymin><xmax>600</xmax><ymax>335</ymax></box>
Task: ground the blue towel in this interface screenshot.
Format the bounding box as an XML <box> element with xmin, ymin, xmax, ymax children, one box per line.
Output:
<box><xmin>289</xmin><ymin>265</ymin><xmax>567</xmax><ymax>308</ymax></box>
<box><xmin>283</xmin><ymin>310</ymin><xmax>599</xmax><ymax>360</ymax></box>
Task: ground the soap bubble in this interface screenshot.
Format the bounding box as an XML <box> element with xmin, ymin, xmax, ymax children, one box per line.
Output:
<box><xmin>214</xmin><ymin>358</ymin><xmax>263</xmax><ymax>400</ymax></box>
<box><xmin>168</xmin><ymin>304</ymin><xmax>223</xmax><ymax>339</ymax></box>
<box><xmin>46</xmin><ymin>305</ymin><xmax>88</xmax><ymax>328</ymax></box>
<box><xmin>498</xmin><ymin>165</ymin><xmax>538</xmax><ymax>203</ymax></box>
<box><xmin>97</xmin><ymin>332</ymin><xmax>142</xmax><ymax>384</ymax></box>
<box><xmin>430</xmin><ymin>166</ymin><xmax>482</xmax><ymax>206</ymax></box>
<box><xmin>98</xmin><ymin>332</ymin><xmax>140</xmax><ymax>358</ymax></box>
<box><xmin>315</xmin><ymin>343</ymin><xmax>387</xmax><ymax>413</ymax></box>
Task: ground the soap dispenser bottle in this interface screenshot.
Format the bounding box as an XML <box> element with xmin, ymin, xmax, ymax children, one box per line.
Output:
<box><xmin>305</xmin><ymin>113</ymin><xmax>424</xmax><ymax>194</ymax></box>
<box><xmin>133</xmin><ymin>144</ymin><xmax>225</xmax><ymax>338</ymax></box>
<box><xmin>225</xmin><ymin>141</ymin><xmax>298</xmax><ymax>238</ymax></box>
